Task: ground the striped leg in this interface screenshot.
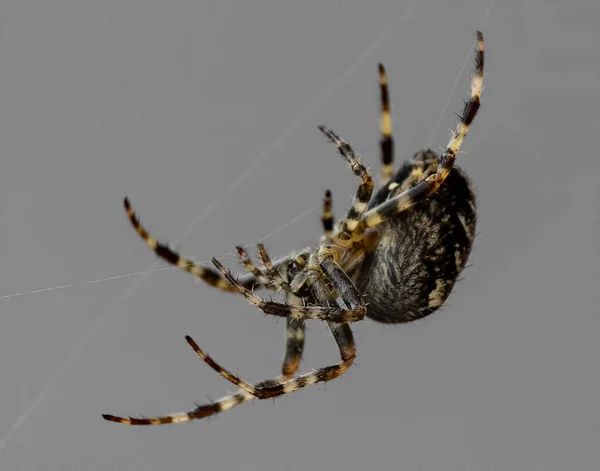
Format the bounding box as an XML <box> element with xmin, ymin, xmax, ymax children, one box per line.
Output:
<box><xmin>236</xmin><ymin>245</ymin><xmax>273</xmax><ymax>288</ymax></box>
<box><xmin>320</xmin><ymin>190</ymin><xmax>334</xmax><ymax>244</ymax></box>
<box><xmin>102</xmin><ymin>323</ymin><xmax>354</xmax><ymax>425</ymax></box>
<box><xmin>185</xmin><ymin>321</ymin><xmax>355</xmax><ymax>400</ymax></box>
<box><xmin>244</xmin><ymin>244</ymin><xmax>307</xmax><ymax>376</ymax></box>
<box><xmin>124</xmin><ymin>197</ymin><xmax>287</xmax><ymax>292</ymax></box>
<box><xmin>281</xmin><ymin>187</ymin><xmax>338</xmax><ymax>377</ymax></box>
<box><xmin>256</xmin><ymin>244</ymin><xmax>293</xmax><ymax>293</ymax></box>
<box><xmin>255</xmin><ymin>245</ymin><xmax>306</xmax><ymax>377</ymax></box>
<box><xmin>282</xmin><ymin>188</ymin><xmax>338</xmax><ymax>378</ymax></box>
<box><xmin>317</xmin><ymin>126</ymin><xmax>374</xmax><ymax>243</ymax></box>
<box><xmin>212</xmin><ymin>256</ymin><xmax>367</xmax><ymax>324</ymax></box>
<box><xmin>102</xmin><ymin>379</ymin><xmax>282</xmax><ymax>426</ymax></box>
<box><xmin>102</xmin><ymin>250</ymin><xmax>309</xmax><ymax>426</ymax></box>
<box><xmin>102</xmin><ymin>249</ymin><xmax>313</xmax><ymax>427</ymax></box>
<box><xmin>238</xmin><ymin>244</ymin><xmax>307</xmax><ymax>377</ymax></box>
<box><xmin>359</xmin><ymin>31</ymin><xmax>484</xmax><ymax>231</ymax></box>
<box><xmin>379</xmin><ymin>63</ymin><xmax>395</xmax><ymax>186</ymax></box>
<box><xmin>284</xmin><ymin>187</ymin><xmax>337</xmax><ymax>376</ymax></box>
<box><xmin>102</xmin><ymin>254</ymin><xmax>349</xmax><ymax>425</ymax></box>
<box><xmin>281</xmin><ymin>299</ymin><xmax>306</xmax><ymax>378</ymax></box>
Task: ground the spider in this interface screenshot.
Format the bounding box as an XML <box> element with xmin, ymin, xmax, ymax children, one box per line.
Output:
<box><xmin>103</xmin><ymin>31</ymin><xmax>484</xmax><ymax>426</ymax></box>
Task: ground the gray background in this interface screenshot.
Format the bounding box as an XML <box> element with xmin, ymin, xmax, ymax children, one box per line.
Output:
<box><xmin>0</xmin><ymin>0</ymin><xmax>598</xmax><ymax>470</ymax></box>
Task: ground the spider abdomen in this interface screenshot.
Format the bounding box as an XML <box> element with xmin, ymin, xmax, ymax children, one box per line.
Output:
<box><xmin>356</xmin><ymin>153</ymin><xmax>477</xmax><ymax>324</ymax></box>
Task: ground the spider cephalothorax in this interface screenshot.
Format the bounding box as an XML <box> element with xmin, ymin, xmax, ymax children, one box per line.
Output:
<box><xmin>103</xmin><ymin>31</ymin><xmax>484</xmax><ymax>426</ymax></box>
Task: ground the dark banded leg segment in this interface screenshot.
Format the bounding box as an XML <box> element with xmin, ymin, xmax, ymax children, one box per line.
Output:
<box><xmin>282</xmin><ymin>186</ymin><xmax>337</xmax><ymax>377</ymax></box>
<box><xmin>358</xmin><ymin>31</ymin><xmax>484</xmax><ymax>231</ymax></box>
<box><xmin>102</xmin><ymin>390</ymin><xmax>252</xmax><ymax>425</ymax></box>
<box><xmin>103</xmin><ymin>251</ymin><xmax>311</xmax><ymax>426</ymax></box>
<box><xmin>124</xmin><ymin>197</ymin><xmax>308</xmax><ymax>293</ymax></box>
<box><xmin>282</xmin><ymin>317</ymin><xmax>305</xmax><ymax>377</ymax></box>
<box><xmin>185</xmin><ymin>321</ymin><xmax>355</xmax><ymax>400</ymax></box>
<box><xmin>212</xmin><ymin>257</ymin><xmax>367</xmax><ymax>324</ymax></box>
<box><xmin>282</xmin><ymin>186</ymin><xmax>339</xmax><ymax>377</ymax></box>
<box><xmin>242</xmin><ymin>244</ymin><xmax>307</xmax><ymax>376</ymax></box>
<box><xmin>256</xmin><ymin>244</ymin><xmax>293</xmax><ymax>293</ymax></box>
<box><xmin>317</xmin><ymin>126</ymin><xmax>374</xmax><ymax>242</ymax></box>
<box><xmin>291</xmin><ymin>189</ymin><xmax>335</xmax><ymax>374</ymax></box>
<box><xmin>320</xmin><ymin>190</ymin><xmax>334</xmax><ymax>244</ymax></box>
<box><xmin>379</xmin><ymin>63</ymin><xmax>395</xmax><ymax>186</ymax></box>
<box><xmin>102</xmin><ymin>377</ymin><xmax>285</xmax><ymax>426</ymax></box>
<box><xmin>102</xmin><ymin>323</ymin><xmax>353</xmax><ymax>425</ymax></box>
<box><xmin>236</xmin><ymin>246</ymin><xmax>274</xmax><ymax>288</ymax></box>
<box><xmin>435</xmin><ymin>30</ymin><xmax>484</xmax><ymax>184</ymax></box>
<box><xmin>124</xmin><ymin>197</ymin><xmax>264</xmax><ymax>292</ymax></box>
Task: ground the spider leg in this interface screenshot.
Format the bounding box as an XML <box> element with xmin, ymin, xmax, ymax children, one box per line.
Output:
<box><xmin>124</xmin><ymin>197</ymin><xmax>258</xmax><ymax>291</ymax></box>
<box><xmin>212</xmin><ymin>256</ymin><xmax>366</xmax><ymax>324</ymax></box>
<box><xmin>238</xmin><ymin>244</ymin><xmax>309</xmax><ymax>377</ymax></box>
<box><xmin>256</xmin><ymin>243</ymin><xmax>293</xmax><ymax>293</ymax></box>
<box><xmin>282</xmin><ymin>316</ymin><xmax>305</xmax><ymax>378</ymax></box>
<box><xmin>102</xmin><ymin>377</ymin><xmax>285</xmax><ymax>425</ymax></box>
<box><xmin>283</xmin><ymin>186</ymin><xmax>337</xmax><ymax>376</ymax></box>
<box><xmin>102</xmin><ymin>250</ymin><xmax>314</xmax><ymax>426</ymax></box>
<box><xmin>186</xmin><ymin>321</ymin><xmax>355</xmax><ymax>400</ymax></box>
<box><xmin>289</xmin><ymin>189</ymin><xmax>334</xmax><ymax>373</ymax></box>
<box><xmin>102</xmin><ymin>323</ymin><xmax>353</xmax><ymax>425</ymax></box>
<box><xmin>102</xmin><ymin>391</ymin><xmax>252</xmax><ymax>425</ymax></box>
<box><xmin>235</xmin><ymin>245</ymin><xmax>273</xmax><ymax>288</ymax></box>
<box><xmin>320</xmin><ymin>189</ymin><xmax>335</xmax><ymax>244</ymax></box>
<box><xmin>246</xmin><ymin>242</ymin><xmax>309</xmax><ymax>375</ymax></box>
<box><xmin>317</xmin><ymin>126</ymin><xmax>374</xmax><ymax>243</ymax></box>
<box><xmin>247</xmin><ymin>245</ymin><xmax>308</xmax><ymax>377</ymax></box>
<box><xmin>280</xmin><ymin>187</ymin><xmax>340</xmax><ymax>377</ymax></box>
<box><xmin>123</xmin><ymin>197</ymin><xmax>300</xmax><ymax>292</ymax></box>
<box><xmin>318</xmin><ymin>256</ymin><xmax>364</xmax><ymax>310</ymax></box>
<box><xmin>359</xmin><ymin>31</ymin><xmax>484</xmax><ymax>231</ymax></box>
<box><xmin>378</xmin><ymin>63</ymin><xmax>395</xmax><ymax>186</ymax></box>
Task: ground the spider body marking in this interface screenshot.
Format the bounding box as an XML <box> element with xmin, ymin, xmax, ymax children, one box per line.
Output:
<box><xmin>103</xmin><ymin>31</ymin><xmax>484</xmax><ymax>426</ymax></box>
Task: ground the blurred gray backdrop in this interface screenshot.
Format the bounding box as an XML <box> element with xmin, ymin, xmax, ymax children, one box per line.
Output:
<box><xmin>0</xmin><ymin>0</ymin><xmax>598</xmax><ymax>470</ymax></box>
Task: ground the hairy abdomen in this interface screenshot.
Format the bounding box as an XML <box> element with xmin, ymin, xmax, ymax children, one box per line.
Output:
<box><xmin>356</xmin><ymin>157</ymin><xmax>477</xmax><ymax>324</ymax></box>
